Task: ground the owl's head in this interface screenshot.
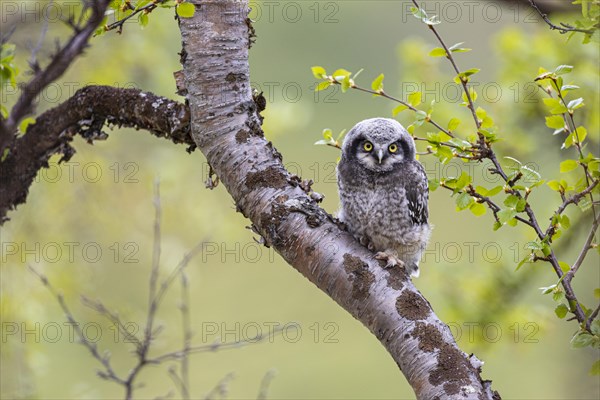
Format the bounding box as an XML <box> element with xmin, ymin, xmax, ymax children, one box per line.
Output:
<box><xmin>341</xmin><ymin>118</ymin><xmax>416</xmax><ymax>173</ymax></box>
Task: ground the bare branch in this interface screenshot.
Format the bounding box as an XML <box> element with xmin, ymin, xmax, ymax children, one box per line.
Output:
<box><xmin>257</xmin><ymin>370</ymin><xmax>277</xmax><ymax>400</ymax></box>
<box><xmin>28</xmin><ymin>266</ymin><xmax>126</xmax><ymax>386</ymax></box>
<box><xmin>569</xmin><ymin>213</ymin><xmax>600</xmax><ymax>282</ymax></box>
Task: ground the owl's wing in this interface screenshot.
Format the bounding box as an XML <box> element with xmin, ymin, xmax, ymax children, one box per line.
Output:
<box><xmin>405</xmin><ymin>162</ymin><xmax>429</xmax><ymax>225</ymax></box>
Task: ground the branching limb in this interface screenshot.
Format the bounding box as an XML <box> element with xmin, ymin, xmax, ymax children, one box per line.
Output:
<box><xmin>0</xmin><ymin>85</ymin><xmax>192</xmax><ymax>224</ymax></box>
<box><xmin>4</xmin><ymin>0</ymin><xmax>111</xmax><ymax>135</ymax></box>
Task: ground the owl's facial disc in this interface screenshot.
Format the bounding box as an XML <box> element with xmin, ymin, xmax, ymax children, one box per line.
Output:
<box><xmin>357</xmin><ymin>140</ymin><xmax>404</xmax><ymax>171</ymax></box>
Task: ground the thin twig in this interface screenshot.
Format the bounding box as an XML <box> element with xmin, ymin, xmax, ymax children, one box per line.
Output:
<box><xmin>569</xmin><ymin>214</ymin><xmax>600</xmax><ymax>276</ymax></box>
<box><xmin>349</xmin><ymin>84</ymin><xmax>453</xmax><ymax>137</ymax></box>
<box><xmin>410</xmin><ymin>0</ymin><xmax>481</xmax><ymax>134</ymax></box>
<box><xmin>28</xmin><ymin>0</ymin><xmax>53</xmax><ymax>73</ymax></box>
<box><xmin>203</xmin><ymin>373</ymin><xmax>235</xmax><ymax>400</ymax></box>
<box><xmin>257</xmin><ymin>370</ymin><xmax>277</xmax><ymax>400</ymax></box>
<box><xmin>527</xmin><ymin>0</ymin><xmax>596</xmax><ymax>35</ymax></box>
<box><xmin>105</xmin><ymin>0</ymin><xmax>166</xmax><ymax>33</ymax></box>
<box><xmin>180</xmin><ymin>269</ymin><xmax>192</xmax><ymax>400</ymax></box>
<box><xmin>150</xmin><ymin>325</ymin><xmax>294</xmax><ymax>363</ymax></box>
<box><xmin>28</xmin><ymin>266</ymin><xmax>126</xmax><ymax>386</ymax></box>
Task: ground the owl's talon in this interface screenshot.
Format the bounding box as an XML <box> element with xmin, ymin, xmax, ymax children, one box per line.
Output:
<box><xmin>375</xmin><ymin>251</ymin><xmax>404</xmax><ymax>269</ymax></box>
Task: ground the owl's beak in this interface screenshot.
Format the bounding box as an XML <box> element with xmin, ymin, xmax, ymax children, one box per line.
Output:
<box><xmin>377</xmin><ymin>149</ymin><xmax>384</xmax><ymax>164</ymax></box>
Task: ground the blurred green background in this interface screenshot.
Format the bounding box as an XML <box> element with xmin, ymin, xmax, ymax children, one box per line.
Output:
<box><xmin>1</xmin><ymin>0</ymin><xmax>599</xmax><ymax>399</ymax></box>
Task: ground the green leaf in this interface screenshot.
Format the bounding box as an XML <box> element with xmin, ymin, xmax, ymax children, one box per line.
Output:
<box><xmin>455</xmin><ymin>192</ymin><xmax>473</xmax><ymax>210</ymax></box>
<box><xmin>436</xmin><ymin>146</ymin><xmax>453</xmax><ymax>164</ymax></box>
<box><xmin>392</xmin><ymin>104</ymin><xmax>409</xmax><ymax>116</ymax></box>
<box><xmin>567</xmin><ymin>97</ymin><xmax>585</xmax><ymax>110</ymax></box>
<box><xmin>448</xmin><ymin>42</ymin><xmax>472</xmax><ymax>53</ymax></box>
<box><xmin>410</xmin><ymin>6</ymin><xmax>441</xmax><ymax>25</ymax></box>
<box><xmin>311</xmin><ymin>66</ymin><xmax>327</xmax><ymax>79</ymax></box>
<box><xmin>341</xmin><ymin>75</ymin><xmax>351</xmax><ymax>92</ymax></box>
<box><xmin>322</xmin><ymin>128</ymin><xmax>333</xmax><ymax>141</ymax></box>
<box><xmin>520</xmin><ymin>166</ymin><xmax>541</xmax><ymax>185</ymax></box>
<box><xmin>486</xmin><ymin>186</ymin><xmax>503</xmax><ymax>197</ymax></box>
<box><xmin>555</xmin><ymin>304</ymin><xmax>569</xmax><ymax>319</ymax></box>
<box><xmin>561</xmin><ymin>84</ymin><xmax>580</xmax><ymax>92</ymax></box>
<box><xmin>371</xmin><ymin>73</ymin><xmax>384</xmax><ymax>92</ymax></box>
<box><xmin>554</xmin><ymin>65</ymin><xmax>574</xmax><ymax>75</ymax></box>
<box><xmin>428</xmin><ymin>47</ymin><xmax>447</xmax><ymax>57</ymax></box>
<box><xmin>547</xmin><ymin>180</ymin><xmax>563</xmax><ymax>192</ymax></box>
<box><xmin>415</xmin><ymin>110</ymin><xmax>427</xmax><ymax>122</ymax></box>
<box><xmin>18</xmin><ymin>117</ymin><xmax>35</xmax><ymax>134</ymax></box>
<box><xmin>408</xmin><ymin>91</ymin><xmax>422</xmax><ymax>107</ymax></box>
<box><xmin>461</xmin><ymin>87</ymin><xmax>478</xmax><ymax>104</ymax></box>
<box><xmin>504</xmin><ymin>156</ymin><xmax>522</xmax><ymax>167</ymax></box>
<box><xmin>139</xmin><ymin>12</ymin><xmax>149</xmax><ymax>27</ymax></box>
<box><xmin>469</xmin><ymin>202</ymin><xmax>486</xmax><ymax>216</ymax></box>
<box><xmin>560</xmin><ymin>159</ymin><xmax>579</xmax><ymax>173</ymax></box>
<box><xmin>462</xmin><ymin>68</ymin><xmax>480</xmax><ymax>77</ymax></box>
<box><xmin>540</xmin><ymin>284</ymin><xmax>557</xmax><ymax>294</ymax></box>
<box><xmin>571</xmin><ymin>332</ymin><xmax>595</xmax><ymax>348</ymax></box>
<box><xmin>504</xmin><ymin>194</ymin><xmax>519</xmax><ymax>208</ymax></box>
<box><xmin>428</xmin><ymin>178</ymin><xmax>440</xmax><ymax>191</ymax></box>
<box><xmin>543</xmin><ymin>98</ymin><xmax>568</xmax><ymax>114</ymax></box>
<box><xmin>410</xmin><ymin>6</ymin><xmax>428</xmax><ymax>20</ymax></box>
<box><xmin>592</xmin><ymin>319</ymin><xmax>600</xmax><ymax>336</ymax></box>
<box><xmin>552</xmin><ymin>290</ymin><xmax>564</xmax><ymax>302</ymax></box>
<box><xmin>447</xmin><ymin>118</ymin><xmax>461</xmax><ymax>132</ymax></box>
<box><xmin>176</xmin><ymin>2</ymin><xmax>195</xmax><ymax>18</ymax></box>
<box><xmin>315</xmin><ymin>81</ymin><xmax>331</xmax><ymax>92</ymax></box>
<box><xmin>545</xmin><ymin>115</ymin><xmax>565</xmax><ymax>130</ymax></box>
<box><xmin>573</xmin><ymin>126</ymin><xmax>588</xmax><ymax>143</ymax></box>
<box><xmin>560</xmin><ymin>214</ymin><xmax>571</xmax><ymax>229</ymax></box>
<box><xmin>0</xmin><ymin>43</ymin><xmax>15</xmax><ymax>61</ymax></box>
<box><xmin>498</xmin><ymin>209</ymin><xmax>517</xmax><ymax>224</ymax></box>
<box><xmin>558</xmin><ymin>261</ymin><xmax>570</xmax><ymax>273</ymax></box>
<box><xmin>449</xmin><ymin>138</ymin><xmax>471</xmax><ymax>150</ymax></box>
<box><xmin>454</xmin><ymin>68</ymin><xmax>480</xmax><ymax>84</ymax></box>
<box><xmin>332</xmin><ymin>68</ymin><xmax>351</xmax><ymax>79</ymax></box>
<box><xmin>594</xmin><ymin>288</ymin><xmax>600</xmax><ymax>299</ymax></box>
<box><xmin>526</xmin><ymin>241</ymin><xmax>543</xmax><ymax>250</ymax></box>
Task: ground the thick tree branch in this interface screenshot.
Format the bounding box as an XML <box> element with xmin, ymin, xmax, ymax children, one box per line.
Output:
<box><xmin>179</xmin><ymin>1</ymin><xmax>498</xmax><ymax>398</ymax></box>
<box><xmin>0</xmin><ymin>85</ymin><xmax>192</xmax><ymax>224</ymax></box>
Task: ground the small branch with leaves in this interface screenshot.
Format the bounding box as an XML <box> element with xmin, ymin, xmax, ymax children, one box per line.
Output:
<box><xmin>527</xmin><ymin>0</ymin><xmax>598</xmax><ymax>36</ymax></box>
<box><xmin>312</xmin><ymin>2</ymin><xmax>600</xmax><ymax>374</ymax></box>
<box><xmin>97</xmin><ymin>0</ymin><xmax>196</xmax><ymax>35</ymax></box>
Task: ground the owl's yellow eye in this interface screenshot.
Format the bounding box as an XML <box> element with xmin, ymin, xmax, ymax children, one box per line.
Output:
<box><xmin>363</xmin><ymin>141</ymin><xmax>373</xmax><ymax>152</ymax></box>
<box><xmin>389</xmin><ymin>144</ymin><xmax>398</xmax><ymax>153</ymax></box>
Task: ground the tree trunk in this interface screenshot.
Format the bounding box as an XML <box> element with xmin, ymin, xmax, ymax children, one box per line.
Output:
<box><xmin>179</xmin><ymin>1</ymin><xmax>499</xmax><ymax>398</ymax></box>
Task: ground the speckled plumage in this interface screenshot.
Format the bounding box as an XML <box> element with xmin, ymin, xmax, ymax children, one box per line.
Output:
<box><xmin>337</xmin><ymin>118</ymin><xmax>430</xmax><ymax>277</ymax></box>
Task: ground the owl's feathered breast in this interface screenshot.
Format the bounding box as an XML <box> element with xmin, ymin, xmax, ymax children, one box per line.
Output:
<box><xmin>337</xmin><ymin>157</ymin><xmax>429</xmax><ymax>251</ymax></box>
